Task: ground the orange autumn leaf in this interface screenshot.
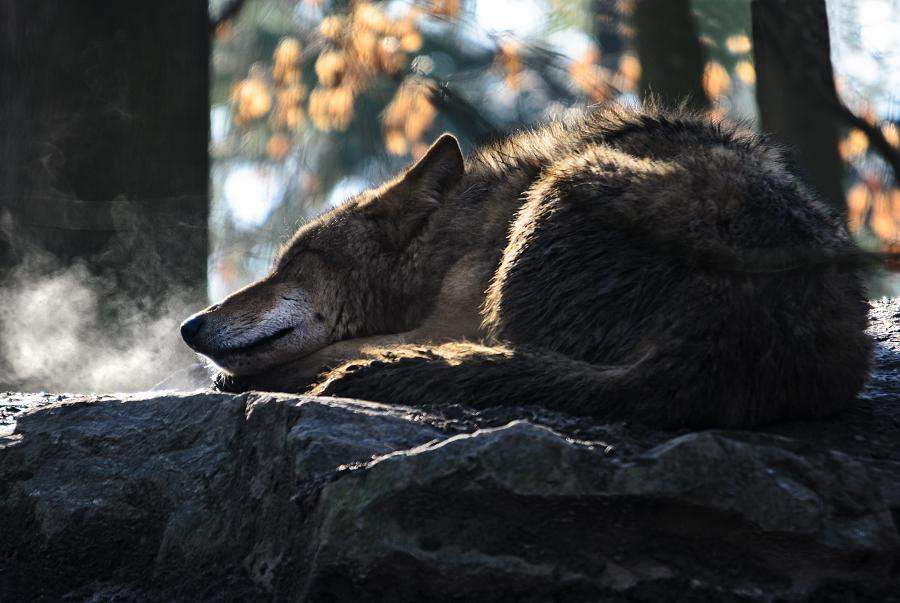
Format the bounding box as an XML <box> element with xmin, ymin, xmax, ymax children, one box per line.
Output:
<box><xmin>379</xmin><ymin>36</ymin><xmax>406</xmax><ymax>75</ymax></box>
<box><xmin>570</xmin><ymin>47</ymin><xmax>612</xmax><ymax>103</ymax></box>
<box><xmin>315</xmin><ymin>51</ymin><xmax>347</xmax><ymax>88</ymax></box>
<box><xmin>427</xmin><ymin>0</ymin><xmax>461</xmax><ymax>19</ymax></box>
<box><xmin>354</xmin><ymin>2</ymin><xmax>391</xmax><ymax>34</ymax></box>
<box><xmin>232</xmin><ymin>77</ymin><xmax>272</xmax><ymax>127</ymax></box>
<box><xmin>846</xmin><ymin>182</ymin><xmax>870</xmax><ymax>232</ymax></box>
<box><xmin>270</xmin><ymin>85</ymin><xmax>307</xmax><ymax>131</ymax></box>
<box><xmin>320</xmin><ymin>15</ymin><xmax>347</xmax><ymax>41</ymax></box>
<box><xmin>844</xmin><ymin>129</ymin><xmax>869</xmax><ymax>159</ymax></box>
<box><xmin>703</xmin><ymin>61</ymin><xmax>731</xmax><ymax>100</ymax></box>
<box><xmin>383</xmin><ymin>77</ymin><xmax>436</xmax><ymax>154</ymax></box>
<box><xmin>871</xmin><ymin>190</ymin><xmax>898</xmax><ymax>240</ymax></box>
<box><xmin>497</xmin><ymin>39</ymin><xmax>523</xmax><ymax>90</ymax></box>
<box><xmin>309</xmin><ymin>85</ymin><xmax>355</xmax><ymax>132</ymax></box>
<box><xmin>614</xmin><ymin>54</ymin><xmax>641</xmax><ymax>93</ymax></box>
<box><xmin>735</xmin><ymin>60</ymin><xmax>755</xmax><ymax>85</ymax></box>
<box><xmin>267</xmin><ymin>134</ymin><xmax>292</xmax><ymax>160</ymax></box>
<box><xmin>882</xmin><ymin>122</ymin><xmax>899</xmax><ymax>149</ymax></box>
<box><xmin>273</xmin><ymin>38</ymin><xmax>303</xmax><ymax>86</ymax></box>
<box><xmin>725</xmin><ymin>34</ymin><xmax>752</xmax><ymax>54</ymax></box>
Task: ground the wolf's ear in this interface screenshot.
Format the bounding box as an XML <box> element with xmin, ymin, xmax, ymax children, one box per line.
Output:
<box><xmin>401</xmin><ymin>134</ymin><xmax>465</xmax><ymax>200</ymax></box>
<box><xmin>366</xmin><ymin>134</ymin><xmax>465</xmax><ymax>248</ymax></box>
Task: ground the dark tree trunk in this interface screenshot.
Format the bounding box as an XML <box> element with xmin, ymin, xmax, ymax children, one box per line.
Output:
<box><xmin>752</xmin><ymin>0</ymin><xmax>845</xmax><ymax>211</ymax></box>
<box><xmin>631</xmin><ymin>0</ymin><xmax>709</xmax><ymax>112</ymax></box>
<box><xmin>0</xmin><ymin>0</ymin><xmax>209</xmax><ymax>389</ymax></box>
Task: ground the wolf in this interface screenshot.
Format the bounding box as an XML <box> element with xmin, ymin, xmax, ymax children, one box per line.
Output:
<box><xmin>181</xmin><ymin>104</ymin><xmax>872</xmax><ymax>429</ymax></box>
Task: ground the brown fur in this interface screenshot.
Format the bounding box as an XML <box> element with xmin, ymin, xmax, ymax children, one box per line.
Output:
<box><xmin>183</xmin><ymin>103</ymin><xmax>872</xmax><ymax>429</ymax></box>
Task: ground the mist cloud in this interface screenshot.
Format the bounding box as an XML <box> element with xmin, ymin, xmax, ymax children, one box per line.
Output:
<box><xmin>0</xmin><ymin>261</ymin><xmax>207</xmax><ymax>393</ymax></box>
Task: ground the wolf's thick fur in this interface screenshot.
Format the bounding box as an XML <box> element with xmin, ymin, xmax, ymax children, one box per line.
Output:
<box><xmin>182</xmin><ymin>104</ymin><xmax>872</xmax><ymax>429</ymax></box>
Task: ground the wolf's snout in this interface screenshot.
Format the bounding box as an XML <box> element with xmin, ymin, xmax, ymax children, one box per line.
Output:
<box><xmin>180</xmin><ymin>315</ymin><xmax>206</xmax><ymax>344</ymax></box>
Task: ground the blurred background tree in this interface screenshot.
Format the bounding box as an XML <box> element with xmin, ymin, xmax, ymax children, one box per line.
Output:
<box><xmin>1</xmin><ymin>0</ymin><xmax>208</xmax><ymax>299</ymax></box>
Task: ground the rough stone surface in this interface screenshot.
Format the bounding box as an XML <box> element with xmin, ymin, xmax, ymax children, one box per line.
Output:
<box><xmin>1</xmin><ymin>299</ymin><xmax>900</xmax><ymax>602</ymax></box>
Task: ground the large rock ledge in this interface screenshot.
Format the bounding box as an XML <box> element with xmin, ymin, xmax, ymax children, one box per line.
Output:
<box><xmin>2</xmin><ymin>299</ymin><xmax>900</xmax><ymax>602</ymax></box>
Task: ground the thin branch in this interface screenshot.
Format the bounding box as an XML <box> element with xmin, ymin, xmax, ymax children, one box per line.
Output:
<box><xmin>753</xmin><ymin>0</ymin><xmax>900</xmax><ymax>182</ymax></box>
<box><xmin>832</xmin><ymin>102</ymin><xmax>900</xmax><ymax>183</ymax></box>
<box><xmin>429</xmin><ymin>82</ymin><xmax>499</xmax><ymax>138</ymax></box>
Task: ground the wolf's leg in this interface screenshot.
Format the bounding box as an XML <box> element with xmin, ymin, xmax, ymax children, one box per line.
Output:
<box><xmin>308</xmin><ymin>342</ymin><xmax>697</xmax><ymax>426</ymax></box>
<box><xmin>214</xmin><ymin>333</ymin><xmax>417</xmax><ymax>393</ymax></box>
<box><xmin>311</xmin><ymin>328</ymin><xmax>870</xmax><ymax>429</ymax></box>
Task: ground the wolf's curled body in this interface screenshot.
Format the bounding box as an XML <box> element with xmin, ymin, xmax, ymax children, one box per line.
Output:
<box><xmin>182</xmin><ymin>104</ymin><xmax>872</xmax><ymax>429</ymax></box>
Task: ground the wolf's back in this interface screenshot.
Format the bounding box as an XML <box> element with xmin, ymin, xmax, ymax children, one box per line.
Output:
<box><xmin>317</xmin><ymin>108</ymin><xmax>872</xmax><ymax>429</ymax></box>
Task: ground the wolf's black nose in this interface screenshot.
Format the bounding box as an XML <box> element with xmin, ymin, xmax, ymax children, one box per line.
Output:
<box><xmin>180</xmin><ymin>316</ymin><xmax>205</xmax><ymax>343</ymax></box>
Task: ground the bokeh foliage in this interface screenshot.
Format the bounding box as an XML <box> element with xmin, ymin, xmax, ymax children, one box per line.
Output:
<box><xmin>210</xmin><ymin>0</ymin><xmax>900</xmax><ymax>298</ymax></box>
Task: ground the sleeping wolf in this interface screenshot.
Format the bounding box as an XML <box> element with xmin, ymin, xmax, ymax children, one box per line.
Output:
<box><xmin>181</xmin><ymin>104</ymin><xmax>872</xmax><ymax>429</ymax></box>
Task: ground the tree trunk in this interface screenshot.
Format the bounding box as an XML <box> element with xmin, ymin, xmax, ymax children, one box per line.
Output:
<box><xmin>0</xmin><ymin>0</ymin><xmax>209</xmax><ymax>389</ymax></box>
<box><xmin>752</xmin><ymin>0</ymin><xmax>845</xmax><ymax>211</ymax></box>
<box><xmin>631</xmin><ymin>0</ymin><xmax>709</xmax><ymax>112</ymax></box>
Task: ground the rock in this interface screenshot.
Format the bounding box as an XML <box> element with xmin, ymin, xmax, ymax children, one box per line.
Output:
<box><xmin>1</xmin><ymin>300</ymin><xmax>900</xmax><ymax>602</ymax></box>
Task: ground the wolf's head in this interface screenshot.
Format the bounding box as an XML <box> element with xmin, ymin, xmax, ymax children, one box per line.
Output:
<box><xmin>180</xmin><ymin>134</ymin><xmax>464</xmax><ymax>375</ymax></box>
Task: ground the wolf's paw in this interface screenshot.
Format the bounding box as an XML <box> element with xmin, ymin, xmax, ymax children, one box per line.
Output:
<box><xmin>213</xmin><ymin>372</ymin><xmax>258</xmax><ymax>393</ymax></box>
<box><xmin>213</xmin><ymin>359</ymin><xmax>330</xmax><ymax>394</ymax></box>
